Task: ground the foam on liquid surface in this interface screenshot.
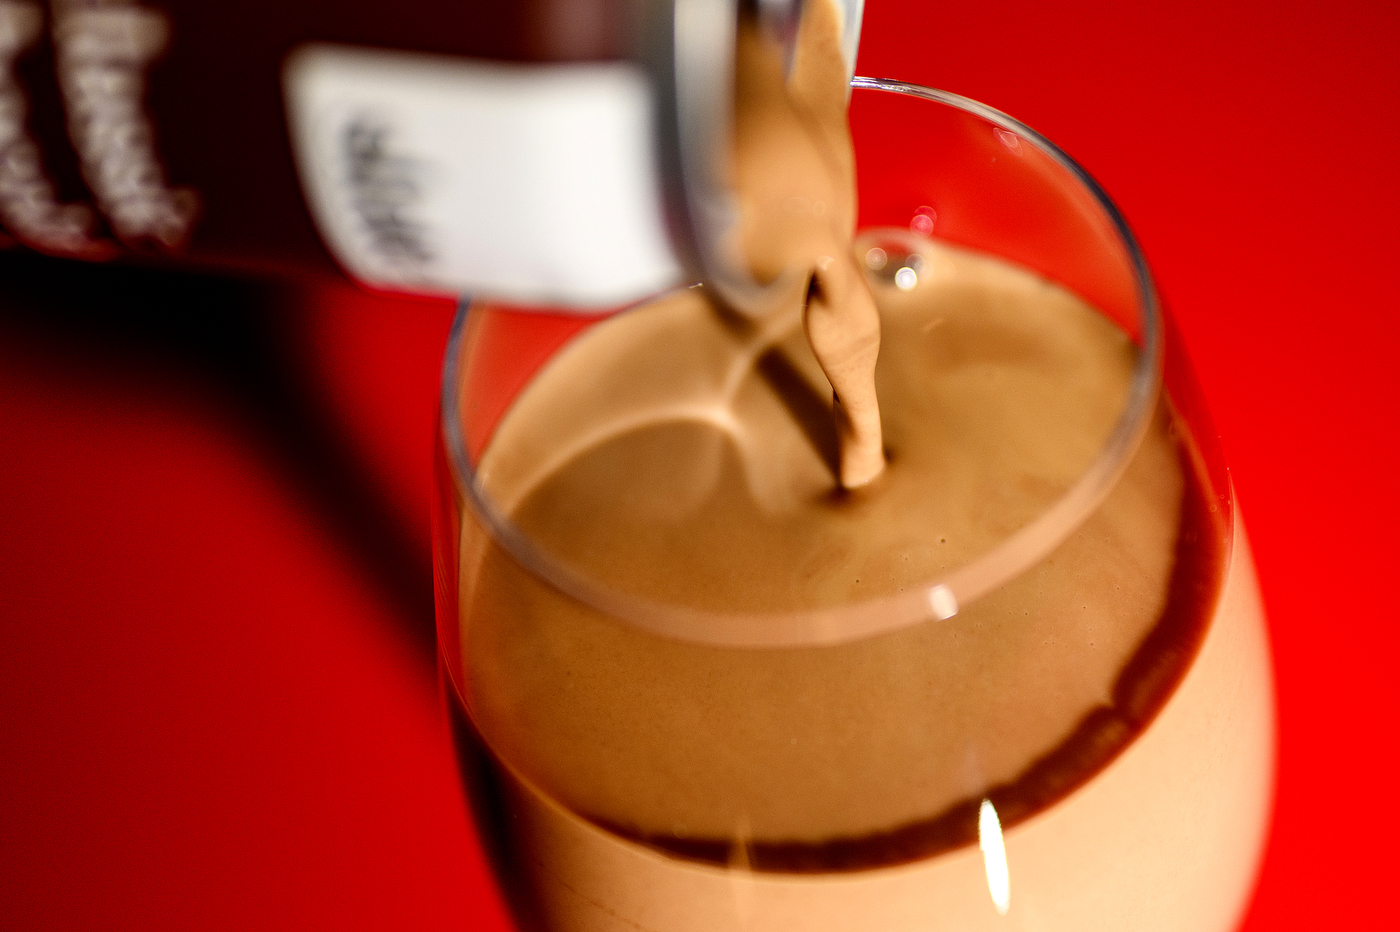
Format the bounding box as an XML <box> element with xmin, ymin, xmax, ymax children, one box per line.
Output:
<box><xmin>462</xmin><ymin>239</ymin><xmax>1186</xmax><ymax>858</ymax></box>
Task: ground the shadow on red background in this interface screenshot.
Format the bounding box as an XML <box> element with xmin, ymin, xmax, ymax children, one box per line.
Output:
<box><xmin>0</xmin><ymin>253</ymin><xmax>515</xmax><ymax>927</ymax></box>
<box><xmin>2</xmin><ymin>0</ymin><xmax>1399</xmax><ymax>929</ymax></box>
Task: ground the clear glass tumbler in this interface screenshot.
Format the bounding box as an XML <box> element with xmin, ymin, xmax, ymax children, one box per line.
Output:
<box><xmin>433</xmin><ymin>79</ymin><xmax>1274</xmax><ymax>932</ymax></box>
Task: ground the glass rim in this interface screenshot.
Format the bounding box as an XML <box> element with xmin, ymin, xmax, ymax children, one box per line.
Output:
<box><xmin>440</xmin><ymin>77</ymin><xmax>1164</xmax><ymax>650</ymax></box>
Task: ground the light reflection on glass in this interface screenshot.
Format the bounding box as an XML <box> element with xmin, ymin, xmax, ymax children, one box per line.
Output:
<box><xmin>993</xmin><ymin>127</ymin><xmax>1024</xmax><ymax>156</ymax></box>
<box><xmin>928</xmin><ymin>584</ymin><xmax>958</xmax><ymax>620</ymax></box>
<box><xmin>909</xmin><ymin>205</ymin><xmax>937</xmax><ymax>235</ymax></box>
<box><xmin>978</xmin><ymin>797</ymin><xmax>1011</xmax><ymax>916</ymax></box>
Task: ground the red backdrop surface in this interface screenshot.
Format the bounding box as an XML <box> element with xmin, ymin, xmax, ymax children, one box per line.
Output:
<box><xmin>2</xmin><ymin>0</ymin><xmax>1397</xmax><ymax>928</ymax></box>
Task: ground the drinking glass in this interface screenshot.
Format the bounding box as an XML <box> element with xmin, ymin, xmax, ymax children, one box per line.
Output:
<box><xmin>433</xmin><ymin>79</ymin><xmax>1274</xmax><ymax>932</ymax></box>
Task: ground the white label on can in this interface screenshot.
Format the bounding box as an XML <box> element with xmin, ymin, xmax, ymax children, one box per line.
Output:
<box><xmin>283</xmin><ymin>44</ymin><xmax>684</xmax><ymax>309</ymax></box>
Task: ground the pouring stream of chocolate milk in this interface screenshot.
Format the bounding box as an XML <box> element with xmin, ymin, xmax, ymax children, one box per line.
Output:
<box><xmin>731</xmin><ymin>0</ymin><xmax>884</xmax><ymax>487</ymax></box>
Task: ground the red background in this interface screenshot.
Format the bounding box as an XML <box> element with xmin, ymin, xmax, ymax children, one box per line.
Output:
<box><xmin>2</xmin><ymin>0</ymin><xmax>1397</xmax><ymax>927</ymax></box>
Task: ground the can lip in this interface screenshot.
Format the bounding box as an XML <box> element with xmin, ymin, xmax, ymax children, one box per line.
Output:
<box><xmin>645</xmin><ymin>0</ymin><xmax>866</xmax><ymax>320</ymax></box>
<box><xmin>440</xmin><ymin>78</ymin><xmax>1165</xmax><ymax>650</ymax></box>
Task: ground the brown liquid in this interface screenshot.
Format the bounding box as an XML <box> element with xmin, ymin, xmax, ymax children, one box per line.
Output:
<box><xmin>456</xmin><ymin>238</ymin><xmax>1220</xmax><ymax>872</ymax></box>
<box><xmin>732</xmin><ymin>0</ymin><xmax>884</xmax><ymax>487</ymax></box>
<box><xmin>444</xmin><ymin>6</ymin><xmax>1272</xmax><ymax>927</ymax></box>
<box><xmin>596</xmin><ymin>457</ymin><xmax>1220</xmax><ymax>872</ymax></box>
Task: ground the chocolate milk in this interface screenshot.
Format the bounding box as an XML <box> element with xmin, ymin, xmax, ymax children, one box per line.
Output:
<box><xmin>444</xmin><ymin>1</ymin><xmax>1273</xmax><ymax>928</ymax></box>
<box><xmin>449</xmin><ymin>238</ymin><xmax>1273</xmax><ymax>931</ymax></box>
<box><xmin>729</xmin><ymin>0</ymin><xmax>883</xmax><ymax>486</ymax></box>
